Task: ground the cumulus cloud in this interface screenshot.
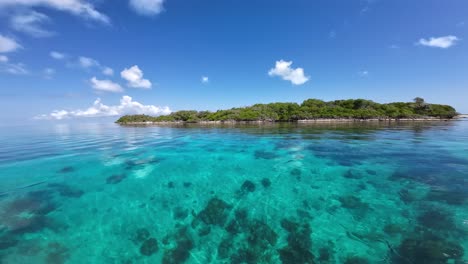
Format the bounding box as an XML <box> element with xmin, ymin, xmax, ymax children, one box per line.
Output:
<box><xmin>50</xmin><ymin>51</ymin><xmax>65</xmax><ymax>60</ymax></box>
<box><xmin>0</xmin><ymin>34</ymin><xmax>21</xmax><ymax>53</ymax></box>
<box><xmin>36</xmin><ymin>95</ymin><xmax>171</xmax><ymax>120</ymax></box>
<box><xmin>0</xmin><ymin>0</ymin><xmax>109</xmax><ymax>24</ymax></box>
<box><xmin>129</xmin><ymin>0</ymin><xmax>164</xmax><ymax>16</ymax></box>
<box><xmin>0</xmin><ymin>55</ymin><xmax>8</xmax><ymax>62</ymax></box>
<box><xmin>121</xmin><ymin>65</ymin><xmax>152</xmax><ymax>89</ymax></box>
<box><xmin>79</xmin><ymin>56</ymin><xmax>99</xmax><ymax>68</ymax></box>
<box><xmin>418</xmin><ymin>35</ymin><xmax>459</xmax><ymax>49</ymax></box>
<box><xmin>201</xmin><ymin>76</ymin><xmax>209</xmax><ymax>83</ymax></box>
<box><xmin>268</xmin><ymin>60</ymin><xmax>309</xmax><ymax>85</ymax></box>
<box><xmin>90</xmin><ymin>77</ymin><xmax>123</xmax><ymax>93</ymax></box>
<box><xmin>102</xmin><ymin>67</ymin><xmax>114</xmax><ymax>76</ymax></box>
<box><xmin>10</xmin><ymin>11</ymin><xmax>54</xmax><ymax>38</ymax></box>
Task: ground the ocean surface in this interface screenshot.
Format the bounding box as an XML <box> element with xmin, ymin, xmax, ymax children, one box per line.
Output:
<box><xmin>0</xmin><ymin>121</ymin><xmax>467</xmax><ymax>264</ymax></box>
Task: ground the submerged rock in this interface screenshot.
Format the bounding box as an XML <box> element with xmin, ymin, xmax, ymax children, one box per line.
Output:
<box><xmin>198</xmin><ymin>197</ymin><xmax>232</xmax><ymax>226</ymax></box>
<box><xmin>140</xmin><ymin>238</ymin><xmax>159</xmax><ymax>256</ymax></box>
<box><xmin>106</xmin><ymin>174</ymin><xmax>127</xmax><ymax>184</ymax></box>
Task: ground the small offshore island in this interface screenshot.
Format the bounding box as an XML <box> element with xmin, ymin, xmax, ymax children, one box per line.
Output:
<box><xmin>116</xmin><ymin>97</ymin><xmax>458</xmax><ymax>124</ymax></box>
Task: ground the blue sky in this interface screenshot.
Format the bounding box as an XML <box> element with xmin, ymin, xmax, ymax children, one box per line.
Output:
<box><xmin>0</xmin><ymin>0</ymin><xmax>467</xmax><ymax>121</ymax></box>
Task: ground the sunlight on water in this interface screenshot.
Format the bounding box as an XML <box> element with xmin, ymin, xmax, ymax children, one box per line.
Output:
<box><xmin>0</xmin><ymin>121</ymin><xmax>467</xmax><ymax>263</ymax></box>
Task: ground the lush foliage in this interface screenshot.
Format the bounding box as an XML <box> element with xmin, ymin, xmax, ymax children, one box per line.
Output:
<box><xmin>116</xmin><ymin>98</ymin><xmax>457</xmax><ymax>123</ymax></box>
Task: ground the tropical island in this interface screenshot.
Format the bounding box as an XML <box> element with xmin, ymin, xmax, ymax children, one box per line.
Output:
<box><xmin>116</xmin><ymin>97</ymin><xmax>458</xmax><ymax>124</ymax></box>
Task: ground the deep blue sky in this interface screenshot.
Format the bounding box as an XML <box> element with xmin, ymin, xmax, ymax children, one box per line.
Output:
<box><xmin>0</xmin><ymin>0</ymin><xmax>467</xmax><ymax>121</ymax></box>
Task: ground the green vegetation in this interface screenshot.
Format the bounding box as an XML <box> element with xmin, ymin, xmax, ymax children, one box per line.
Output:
<box><xmin>116</xmin><ymin>98</ymin><xmax>457</xmax><ymax>123</ymax></box>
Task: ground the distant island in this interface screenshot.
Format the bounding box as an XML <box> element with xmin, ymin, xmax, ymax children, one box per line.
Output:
<box><xmin>116</xmin><ymin>97</ymin><xmax>458</xmax><ymax>124</ymax></box>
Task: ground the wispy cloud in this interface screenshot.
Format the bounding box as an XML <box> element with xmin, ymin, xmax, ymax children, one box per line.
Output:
<box><xmin>358</xmin><ymin>70</ymin><xmax>369</xmax><ymax>77</ymax></box>
<box><xmin>79</xmin><ymin>56</ymin><xmax>99</xmax><ymax>68</ymax></box>
<box><xmin>0</xmin><ymin>55</ymin><xmax>8</xmax><ymax>62</ymax></box>
<box><xmin>10</xmin><ymin>11</ymin><xmax>54</xmax><ymax>38</ymax></box>
<box><xmin>121</xmin><ymin>65</ymin><xmax>152</xmax><ymax>89</ymax></box>
<box><xmin>268</xmin><ymin>60</ymin><xmax>309</xmax><ymax>85</ymax></box>
<box><xmin>102</xmin><ymin>67</ymin><xmax>114</xmax><ymax>76</ymax></box>
<box><xmin>50</xmin><ymin>51</ymin><xmax>66</xmax><ymax>60</ymax></box>
<box><xmin>36</xmin><ymin>96</ymin><xmax>171</xmax><ymax>120</ymax></box>
<box><xmin>201</xmin><ymin>76</ymin><xmax>209</xmax><ymax>83</ymax></box>
<box><xmin>129</xmin><ymin>0</ymin><xmax>165</xmax><ymax>16</ymax></box>
<box><xmin>90</xmin><ymin>77</ymin><xmax>123</xmax><ymax>93</ymax></box>
<box><xmin>0</xmin><ymin>0</ymin><xmax>110</xmax><ymax>24</ymax></box>
<box><xmin>2</xmin><ymin>62</ymin><xmax>28</xmax><ymax>75</ymax></box>
<box><xmin>418</xmin><ymin>35</ymin><xmax>459</xmax><ymax>49</ymax></box>
<box><xmin>0</xmin><ymin>34</ymin><xmax>21</xmax><ymax>53</ymax></box>
<box><xmin>42</xmin><ymin>67</ymin><xmax>55</xmax><ymax>79</ymax></box>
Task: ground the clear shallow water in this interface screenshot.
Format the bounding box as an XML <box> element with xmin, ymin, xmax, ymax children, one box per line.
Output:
<box><xmin>0</xmin><ymin>121</ymin><xmax>467</xmax><ymax>264</ymax></box>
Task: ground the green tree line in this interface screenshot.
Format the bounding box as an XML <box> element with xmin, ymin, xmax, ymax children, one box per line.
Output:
<box><xmin>116</xmin><ymin>98</ymin><xmax>457</xmax><ymax>123</ymax></box>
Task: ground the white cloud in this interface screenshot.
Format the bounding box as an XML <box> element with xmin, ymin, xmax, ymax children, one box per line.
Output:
<box><xmin>0</xmin><ymin>34</ymin><xmax>21</xmax><ymax>53</ymax></box>
<box><xmin>50</xmin><ymin>51</ymin><xmax>65</xmax><ymax>60</ymax></box>
<box><xmin>418</xmin><ymin>35</ymin><xmax>459</xmax><ymax>49</ymax></box>
<box><xmin>129</xmin><ymin>0</ymin><xmax>164</xmax><ymax>16</ymax></box>
<box><xmin>43</xmin><ymin>67</ymin><xmax>55</xmax><ymax>79</ymax></box>
<box><xmin>36</xmin><ymin>95</ymin><xmax>171</xmax><ymax>120</ymax></box>
<box><xmin>79</xmin><ymin>56</ymin><xmax>99</xmax><ymax>68</ymax></box>
<box><xmin>102</xmin><ymin>67</ymin><xmax>114</xmax><ymax>76</ymax></box>
<box><xmin>2</xmin><ymin>62</ymin><xmax>28</xmax><ymax>75</ymax></box>
<box><xmin>358</xmin><ymin>70</ymin><xmax>369</xmax><ymax>77</ymax></box>
<box><xmin>90</xmin><ymin>77</ymin><xmax>123</xmax><ymax>93</ymax></box>
<box><xmin>0</xmin><ymin>0</ymin><xmax>109</xmax><ymax>24</ymax></box>
<box><xmin>201</xmin><ymin>76</ymin><xmax>209</xmax><ymax>83</ymax></box>
<box><xmin>10</xmin><ymin>11</ymin><xmax>54</xmax><ymax>38</ymax></box>
<box><xmin>268</xmin><ymin>60</ymin><xmax>309</xmax><ymax>85</ymax></box>
<box><xmin>121</xmin><ymin>65</ymin><xmax>152</xmax><ymax>89</ymax></box>
<box><xmin>0</xmin><ymin>55</ymin><xmax>8</xmax><ymax>62</ymax></box>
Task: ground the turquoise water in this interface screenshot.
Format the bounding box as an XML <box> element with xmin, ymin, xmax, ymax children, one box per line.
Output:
<box><xmin>0</xmin><ymin>121</ymin><xmax>467</xmax><ymax>264</ymax></box>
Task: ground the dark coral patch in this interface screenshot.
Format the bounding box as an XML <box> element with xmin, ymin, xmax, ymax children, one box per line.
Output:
<box><xmin>261</xmin><ymin>178</ymin><xmax>271</xmax><ymax>188</ymax></box>
<box><xmin>254</xmin><ymin>150</ymin><xmax>278</xmax><ymax>160</ymax></box>
<box><xmin>140</xmin><ymin>238</ymin><xmax>159</xmax><ymax>256</ymax></box>
<box><xmin>417</xmin><ymin>209</ymin><xmax>455</xmax><ymax>230</ymax></box>
<box><xmin>344</xmin><ymin>256</ymin><xmax>369</xmax><ymax>264</ymax></box>
<box><xmin>106</xmin><ymin>174</ymin><xmax>127</xmax><ymax>184</ymax></box>
<box><xmin>240</xmin><ymin>180</ymin><xmax>256</xmax><ymax>194</ymax></box>
<box><xmin>279</xmin><ymin>219</ymin><xmax>314</xmax><ymax>264</ymax></box>
<box><xmin>425</xmin><ymin>188</ymin><xmax>466</xmax><ymax>205</ymax></box>
<box><xmin>198</xmin><ymin>197</ymin><xmax>232</xmax><ymax>226</ymax></box>
<box><xmin>343</xmin><ymin>170</ymin><xmax>363</xmax><ymax>179</ymax></box>
<box><xmin>58</xmin><ymin>166</ymin><xmax>74</xmax><ymax>173</ymax></box>
<box><xmin>162</xmin><ymin>228</ymin><xmax>194</xmax><ymax>264</ymax></box>
<box><xmin>48</xmin><ymin>183</ymin><xmax>84</xmax><ymax>198</ymax></box>
<box><xmin>338</xmin><ymin>195</ymin><xmax>368</xmax><ymax>210</ymax></box>
<box><xmin>397</xmin><ymin>236</ymin><xmax>464</xmax><ymax>264</ymax></box>
<box><xmin>133</xmin><ymin>228</ymin><xmax>150</xmax><ymax>244</ymax></box>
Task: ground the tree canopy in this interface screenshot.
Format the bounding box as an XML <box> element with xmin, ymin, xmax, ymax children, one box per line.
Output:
<box><xmin>116</xmin><ymin>98</ymin><xmax>457</xmax><ymax>123</ymax></box>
